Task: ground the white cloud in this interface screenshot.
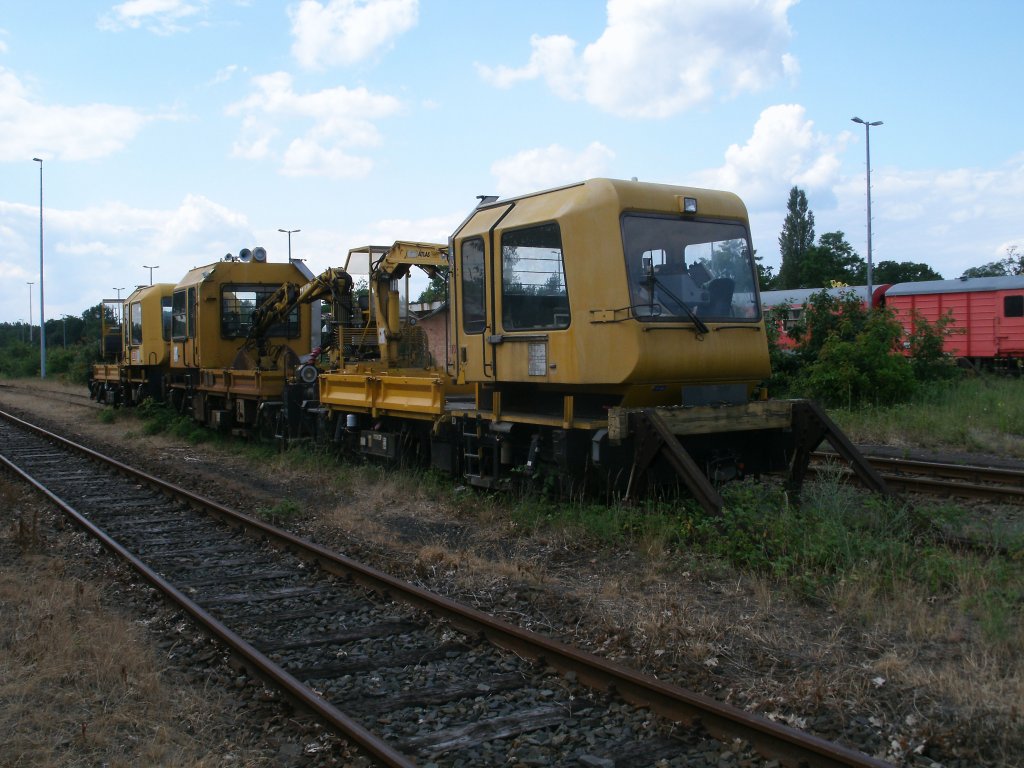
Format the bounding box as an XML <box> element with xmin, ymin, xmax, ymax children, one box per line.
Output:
<box><xmin>0</xmin><ymin>67</ymin><xmax>152</xmax><ymax>161</ymax></box>
<box><xmin>208</xmin><ymin>64</ymin><xmax>243</xmax><ymax>86</ymax></box>
<box><xmin>226</xmin><ymin>71</ymin><xmax>402</xmax><ymax>178</ymax></box>
<box><xmin>280</xmin><ymin>138</ymin><xmax>373</xmax><ymax>179</ymax></box>
<box><xmin>490</xmin><ymin>142</ymin><xmax>615</xmax><ymax>198</ymax></box>
<box><xmin>478</xmin><ymin>0</ymin><xmax>797</xmax><ymax>118</ymax></box>
<box><xmin>688</xmin><ymin>106</ymin><xmax>1024</xmax><ymax>278</ymax></box>
<box><xmin>691</xmin><ymin>104</ymin><xmax>846</xmax><ymax>208</ymax></box>
<box><xmin>98</xmin><ymin>0</ymin><xmax>207</xmax><ymax>35</ymax></box>
<box><xmin>289</xmin><ymin>0</ymin><xmax>418</xmax><ymax>70</ymax></box>
<box><xmin>0</xmin><ymin>195</ymin><xmax>258</xmax><ymax>323</ymax></box>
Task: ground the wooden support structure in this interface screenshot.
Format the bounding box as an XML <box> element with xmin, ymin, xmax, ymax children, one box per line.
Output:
<box><xmin>623</xmin><ymin>399</ymin><xmax>890</xmax><ymax>517</ymax></box>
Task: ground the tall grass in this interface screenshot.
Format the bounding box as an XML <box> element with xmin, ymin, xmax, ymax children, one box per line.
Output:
<box><xmin>830</xmin><ymin>375</ymin><xmax>1024</xmax><ymax>456</ymax></box>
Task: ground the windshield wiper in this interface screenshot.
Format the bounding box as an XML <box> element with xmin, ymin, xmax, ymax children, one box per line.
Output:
<box><xmin>648</xmin><ymin>275</ymin><xmax>710</xmax><ymax>335</ymax></box>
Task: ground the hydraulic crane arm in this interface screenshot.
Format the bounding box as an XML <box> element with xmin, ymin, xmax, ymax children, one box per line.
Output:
<box><xmin>247</xmin><ymin>267</ymin><xmax>354</xmax><ymax>347</ymax></box>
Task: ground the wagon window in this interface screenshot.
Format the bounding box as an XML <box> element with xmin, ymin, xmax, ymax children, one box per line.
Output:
<box><xmin>130</xmin><ymin>301</ymin><xmax>143</xmax><ymax>345</ymax></box>
<box><xmin>622</xmin><ymin>213</ymin><xmax>759</xmax><ymax>322</ymax></box>
<box><xmin>161</xmin><ymin>297</ymin><xmax>172</xmax><ymax>341</ymax></box>
<box><xmin>1005</xmin><ymin>295</ymin><xmax>1023</xmax><ymax>318</ymax></box>
<box><xmin>221</xmin><ymin>284</ymin><xmax>300</xmax><ymax>339</ymax></box>
<box><xmin>171</xmin><ymin>290</ymin><xmax>188</xmax><ymax>340</ymax></box>
<box><xmin>461</xmin><ymin>238</ymin><xmax>485</xmax><ymax>334</ymax></box>
<box><xmin>501</xmin><ymin>222</ymin><xmax>569</xmax><ymax>331</ymax></box>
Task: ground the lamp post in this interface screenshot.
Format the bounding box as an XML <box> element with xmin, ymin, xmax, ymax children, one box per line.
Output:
<box><xmin>851</xmin><ymin>117</ymin><xmax>883</xmax><ymax>304</ymax></box>
<box><xmin>142</xmin><ymin>265</ymin><xmax>158</xmax><ymax>285</ymax></box>
<box><xmin>27</xmin><ymin>282</ymin><xmax>34</xmax><ymax>342</ymax></box>
<box><xmin>32</xmin><ymin>157</ymin><xmax>45</xmax><ymax>378</ymax></box>
<box><xmin>278</xmin><ymin>228</ymin><xmax>300</xmax><ymax>263</ymax></box>
<box><xmin>114</xmin><ymin>287</ymin><xmax>125</xmax><ymax>300</ymax></box>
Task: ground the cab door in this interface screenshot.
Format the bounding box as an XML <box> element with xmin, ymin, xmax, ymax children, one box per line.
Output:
<box><xmin>452</xmin><ymin>203</ymin><xmax>513</xmax><ymax>383</ymax></box>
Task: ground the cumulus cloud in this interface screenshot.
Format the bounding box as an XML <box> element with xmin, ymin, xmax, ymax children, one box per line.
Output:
<box><xmin>98</xmin><ymin>0</ymin><xmax>207</xmax><ymax>35</ymax></box>
<box><xmin>478</xmin><ymin>0</ymin><xmax>797</xmax><ymax>118</ymax></box>
<box><xmin>691</xmin><ymin>104</ymin><xmax>847</xmax><ymax>208</ymax></box>
<box><xmin>686</xmin><ymin>106</ymin><xmax>1024</xmax><ymax>278</ymax></box>
<box><xmin>0</xmin><ymin>67</ymin><xmax>152</xmax><ymax>161</ymax></box>
<box><xmin>490</xmin><ymin>142</ymin><xmax>615</xmax><ymax>198</ymax></box>
<box><xmin>289</xmin><ymin>0</ymin><xmax>418</xmax><ymax>70</ymax></box>
<box><xmin>0</xmin><ymin>195</ymin><xmax>256</xmax><ymax>323</ymax></box>
<box><xmin>226</xmin><ymin>71</ymin><xmax>402</xmax><ymax>178</ymax></box>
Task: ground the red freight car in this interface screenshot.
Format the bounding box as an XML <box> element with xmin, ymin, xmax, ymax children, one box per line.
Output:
<box><xmin>759</xmin><ymin>285</ymin><xmax>883</xmax><ymax>350</ymax></box>
<box><xmin>883</xmin><ymin>275</ymin><xmax>1024</xmax><ymax>367</ymax></box>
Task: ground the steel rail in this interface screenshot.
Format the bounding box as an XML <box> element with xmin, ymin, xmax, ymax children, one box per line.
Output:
<box><xmin>812</xmin><ymin>452</ymin><xmax>1024</xmax><ymax>503</ymax></box>
<box><xmin>0</xmin><ymin>409</ymin><xmax>892</xmax><ymax>768</ymax></box>
<box><xmin>0</xmin><ymin>432</ymin><xmax>415</xmax><ymax>767</ymax></box>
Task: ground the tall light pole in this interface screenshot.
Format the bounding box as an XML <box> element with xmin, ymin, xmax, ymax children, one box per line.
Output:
<box><xmin>27</xmin><ymin>282</ymin><xmax>34</xmax><ymax>342</ymax></box>
<box><xmin>32</xmin><ymin>157</ymin><xmax>45</xmax><ymax>379</ymax></box>
<box><xmin>114</xmin><ymin>287</ymin><xmax>125</xmax><ymax>300</ymax></box>
<box><xmin>278</xmin><ymin>228</ymin><xmax>300</xmax><ymax>263</ymax></box>
<box><xmin>142</xmin><ymin>265</ymin><xmax>158</xmax><ymax>285</ymax></box>
<box><xmin>851</xmin><ymin>117</ymin><xmax>883</xmax><ymax>304</ymax></box>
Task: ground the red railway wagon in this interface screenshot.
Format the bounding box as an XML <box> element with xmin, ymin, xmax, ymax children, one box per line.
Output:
<box><xmin>884</xmin><ymin>275</ymin><xmax>1024</xmax><ymax>366</ymax></box>
<box><xmin>759</xmin><ymin>285</ymin><xmax>882</xmax><ymax>350</ymax></box>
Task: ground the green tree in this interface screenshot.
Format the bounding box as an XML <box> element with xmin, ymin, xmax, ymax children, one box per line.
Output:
<box><xmin>416</xmin><ymin>269</ymin><xmax>448</xmax><ymax>303</ymax></box>
<box><xmin>777</xmin><ymin>187</ymin><xmax>815</xmax><ymax>289</ymax></box>
<box><xmin>800</xmin><ymin>231</ymin><xmax>864</xmax><ymax>287</ymax></box>
<box><xmin>961</xmin><ymin>245</ymin><xmax>1024</xmax><ymax>278</ymax></box>
<box><xmin>870</xmin><ymin>260</ymin><xmax>943</xmax><ymax>284</ymax></box>
<box><xmin>800</xmin><ymin>309</ymin><xmax>916</xmax><ymax>408</ymax></box>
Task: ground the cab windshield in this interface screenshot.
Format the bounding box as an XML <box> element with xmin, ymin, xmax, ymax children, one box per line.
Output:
<box><xmin>622</xmin><ymin>213</ymin><xmax>759</xmax><ymax>322</ymax></box>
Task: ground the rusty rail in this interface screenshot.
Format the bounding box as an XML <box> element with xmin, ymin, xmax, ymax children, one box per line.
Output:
<box><xmin>1</xmin><ymin>408</ymin><xmax>892</xmax><ymax>768</ymax></box>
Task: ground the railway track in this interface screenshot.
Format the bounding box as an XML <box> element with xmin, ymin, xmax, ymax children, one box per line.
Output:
<box><xmin>0</xmin><ymin>408</ymin><xmax>891</xmax><ymax>768</ymax></box>
<box><xmin>813</xmin><ymin>451</ymin><xmax>1024</xmax><ymax>504</ymax></box>
<box><xmin>4</xmin><ymin>380</ymin><xmax>1019</xmax><ymax>505</ymax></box>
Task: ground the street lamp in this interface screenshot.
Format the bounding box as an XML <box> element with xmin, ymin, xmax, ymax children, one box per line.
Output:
<box><xmin>32</xmin><ymin>157</ymin><xmax>45</xmax><ymax>378</ymax></box>
<box><xmin>851</xmin><ymin>116</ymin><xmax>883</xmax><ymax>304</ymax></box>
<box><xmin>27</xmin><ymin>282</ymin><xmax>34</xmax><ymax>342</ymax></box>
<box><xmin>142</xmin><ymin>265</ymin><xmax>158</xmax><ymax>285</ymax></box>
<box><xmin>114</xmin><ymin>287</ymin><xmax>125</xmax><ymax>300</ymax></box>
<box><xmin>278</xmin><ymin>228</ymin><xmax>300</xmax><ymax>263</ymax></box>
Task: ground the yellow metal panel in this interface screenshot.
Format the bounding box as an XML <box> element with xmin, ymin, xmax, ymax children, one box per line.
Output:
<box><xmin>376</xmin><ymin>374</ymin><xmax>445</xmax><ymax>415</ymax></box>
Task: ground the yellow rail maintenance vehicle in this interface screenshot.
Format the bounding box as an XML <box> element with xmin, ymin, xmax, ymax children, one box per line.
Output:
<box><xmin>288</xmin><ymin>178</ymin><xmax>885</xmax><ymax>513</ymax></box>
<box><xmin>166</xmin><ymin>247</ymin><xmax>318</xmax><ymax>434</ymax></box>
<box><xmin>89</xmin><ymin>282</ymin><xmax>174</xmax><ymax>406</ymax></box>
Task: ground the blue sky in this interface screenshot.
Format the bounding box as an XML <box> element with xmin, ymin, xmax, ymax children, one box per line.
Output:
<box><xmin>1</xmin><ymin>0</ymin><xmax>1022</xmax><ymax>325</ymax></box>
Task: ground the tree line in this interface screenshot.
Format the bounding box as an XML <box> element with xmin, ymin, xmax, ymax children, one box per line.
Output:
<box><xmin>762</xmin><ymin>186</ymin><xmax>1021</xmax><ymax>290</ymax></box>
<box><xmin>0</xmin><ymin>304</ymin><xmax>110</xmax><ymax>381</ymax></box>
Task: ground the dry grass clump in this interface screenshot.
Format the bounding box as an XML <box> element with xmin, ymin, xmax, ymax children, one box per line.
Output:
<box><xmin>0</xmin><ymin>557</ymin><xmax>270</xmax><ymax>767</ymax></box>
<box><xmin>0</xmin><ymin>481</ymin><xmax>274</xmax><ymax>768</ymax></box>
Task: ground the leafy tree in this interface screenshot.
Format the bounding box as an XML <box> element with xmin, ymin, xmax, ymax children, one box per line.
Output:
<box><xmin>756</xmin><ymin>260</ymin><xmax>777</xmax><ymax>290</ymax></box>
<box><xmin>415</xmin><ymin>269</ymin><xmax>448</xmax><ymax>303</ymax></box>
<box><xmin>777</xmin><ymin>187</ymin><xmax>815</xmax><ymax>289</ymax></box>
<box><xmin>961</xmin><ymin>245</ymin><xmax>1024</xmax><ymax>278</ymax></box>
<box><xmin>870</xmin><ymin>260</ymin><xmax>943</xmax><ymax>284</ymax></box>
<box><xmin>799</xmin><ymin>231</ymin><xmax>864</xmax><ymax>288</ymax></box>
<box><xmin>800</xmin><ymin>309</ymin><xmax>916</xmax><ymax>408</ymax></box>
<box><xmin>906</xmin><ymin>310</ymin><xmax>958</xmax><ymax>381</ymax></box>
<box><xmin>787</xmin><ymin>288</ymin><xmax>868</xmax><ymax>360</ymax></box>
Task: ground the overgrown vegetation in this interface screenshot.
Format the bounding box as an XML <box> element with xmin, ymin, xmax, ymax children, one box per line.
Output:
<box><xmin>765</xmin><ymin>288</ymin><xmax>960</xmax><ymax>407</ymax></box>
<box><xmin>0</xmin><ymin>305</ymin><xmax>109</xmax><ymax>384</ymax></box>
<box><xmin>136</xmin><ymin>399</ymin><xmax>214</xmax><ymax>443</ymax></box>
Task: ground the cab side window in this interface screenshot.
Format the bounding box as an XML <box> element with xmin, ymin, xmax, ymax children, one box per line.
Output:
<box><xmin>461</xmin><ymin>238</ymin><xmax>486</xmax><ymax>334</ymax></box>
<box><xmin>171</xmin><ymin>290</ymin><xmax>188</xmax><ymax>340</ymax></box>
<box><xmin>500</xmin><ymin>222</ymin><xmax>569</xmax><ymax>331</ymax></box>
